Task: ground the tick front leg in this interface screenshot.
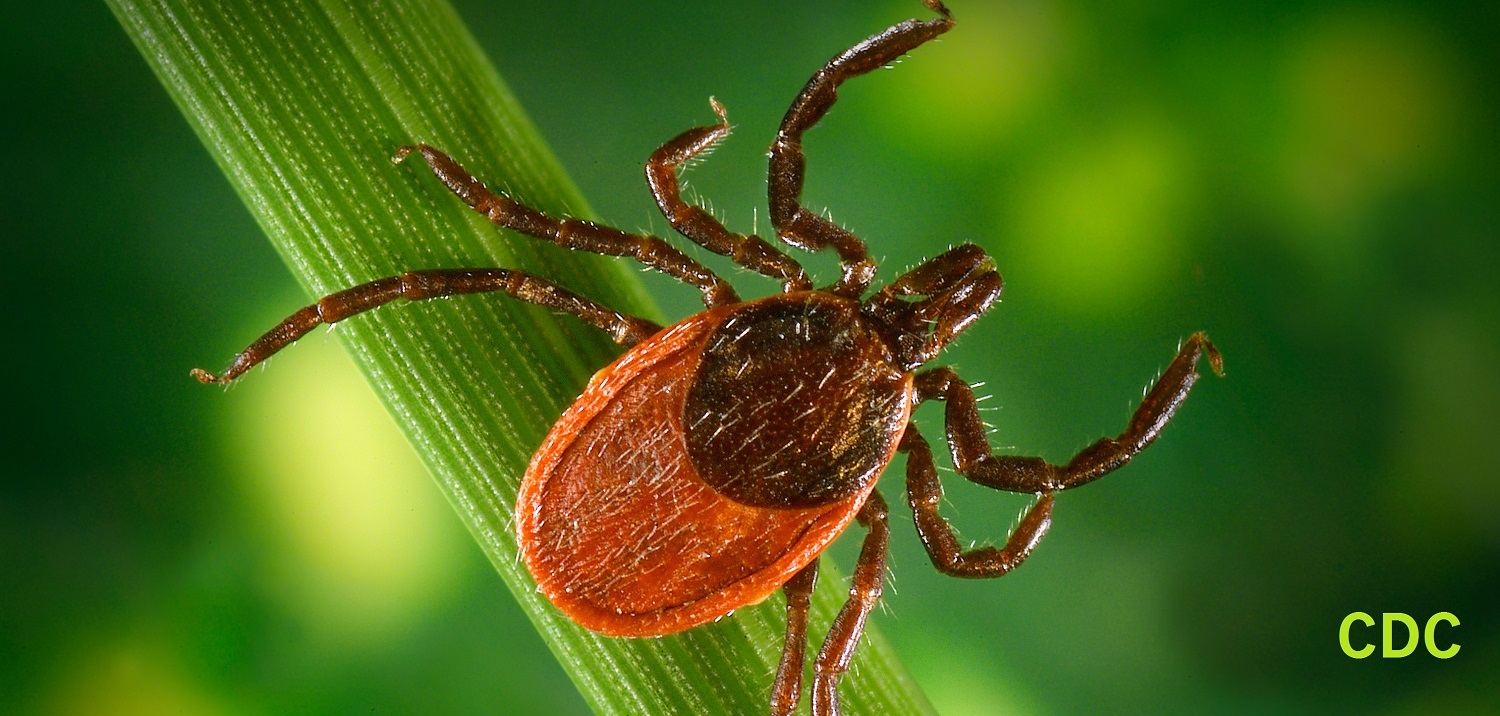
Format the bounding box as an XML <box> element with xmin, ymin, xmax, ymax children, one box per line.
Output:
<box><xmin>902</xmin><ymin>425</ymin><xmax>1054</xmax><ymax>577</ymax></box>
<box><xmin>647</xmin><ymin>99</ymin><xmax>811</xmax><ymax>294</ymax></box>
<box><xmin>770</xmin><ymin>559</ymin><xmax>819</xmax><ymax>716</ymax></box>
<box><xmin>768</xmin><ymin>0</ymin><xmax>954</xmax><ymax>297</ymax></box>
<box><xmin>192</xmin><ymin>269</ymin><xmax>661</xmax><ymax>385</ymax></box>
<box><xmin>398</xmin><ymin>144</ymin><xmax>738</xmax><ymax>307</ymax></box>
<box><xmin>810</xmin><ymin>491</ymin><xmax>890</xmax><ymax>716</ymax></box>
<box><xmin>917</xmin><ymin>333</ymin><xmax>1223</xmax><ymax>493</ymax></box>
<box><xmin>866</xmin><ymin>244</ymin><xmax>1001</xmax><ymax>366</ymax></box>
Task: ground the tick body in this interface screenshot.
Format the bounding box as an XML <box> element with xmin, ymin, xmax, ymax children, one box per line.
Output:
<box><xmin>195</xmin><ymin>1</ymin><xmax>1222</xmax><ymax>714</ymax></box>
<box><xmin>519</xmin><ymin>291</ymin><xmax>912</xmax><ymax>637</ymax></box>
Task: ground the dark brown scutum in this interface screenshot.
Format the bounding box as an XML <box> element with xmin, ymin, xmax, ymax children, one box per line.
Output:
<box><xmin>533</xmin><ymin>331</ymin><xmax>832</xmax><ymax>617</ymax></box>
<box><xmin>683</xmin><ymin>293</ymin><xmax>910</xmax><ymax>509</ymax></box>
<box><xmin>193</xmin><ymin>2</ymin><xmax>1221</xmax><ymax>715</ymax></box>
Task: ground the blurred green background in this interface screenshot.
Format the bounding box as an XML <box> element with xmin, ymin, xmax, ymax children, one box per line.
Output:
<box><xmin>5</xmin><ymin>0</ymin><xmax>1497</xmax><ymax>714</ymax></box>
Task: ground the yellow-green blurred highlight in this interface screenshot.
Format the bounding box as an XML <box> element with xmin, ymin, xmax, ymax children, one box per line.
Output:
<box><xmin>875</xmin><ymin>0</ymin><xmax>1467</xmax><ymax>316</ymax></box>
<box><xmin>920</xmin><ymin>664</ymin><xmax>1041</xmax><ymax>716</ymax></box>
<box><xmin>13</xmin><ymin>0</ymin><xmax>1499</xmax><ymax>713</ymax></box>
<box><xmin>1007</xmin><ymin>119</ymin><xmax>1191</xmax><ymax>313</ymax></box>
<box><xmin>227</xmin><ymin>317</ymin><xmax>466</xmax><ymax>647</ymax></box>
<box><xmin>41</xmin><ymin>642</ymin><xmax>234</xmax><ymax>716</ymax></box>
<box><xmin>873</xmin><ymin>0</ymin><xmax>1065</xmax><ymax>151</ymax></box>
<box><xmin>875</xmin><ymin>1</ymin><xmax>1195</xmax><ymax>314</ymax></box>
<box><xmin>1278</xmin><ymin>6</ymin><xmax>1462</xmax><ymax>274</ymax></box>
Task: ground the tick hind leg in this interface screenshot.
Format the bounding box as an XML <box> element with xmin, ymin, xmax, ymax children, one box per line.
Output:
<box><xmin>903</xmin><ymin>425</ymin><xmax>1055</xmax><ymax>577</ymax></box>
<box><xmin>769</xmin><ymin>492</ymin><xmax>890</xmax><ymax>716</ymax></box>
<box><xmin>770</xmin><ymin>560</ymin><xmax>819</xmax><ymax>716</ymax></box>
<box><xmin>768</xmin><ymin>0</ymin><xmax>954</xmax><ymax>298</ymax></box>
<box><xmin>398</xmin><ymin>144</ymin><xmax>738</xmax><ymax>307</ymax></box>
<box><xmin>823</xmin><ymin>493</ymin><xmax>892</xmax><ymax>715</ymax></box>
<box><xmin>905</xmin><ymin>334</ymin><xmax>1222</xmax><ymax>577</ymax></box>
<box><xmin>192</xmin><ymin>269</ymin><xmax>661</xmax><ymax>385</ymax></box>
<box><xmin>647</xmin><ymin>99</ymin><xmax>811</xmax><ymax>293</ymax></box>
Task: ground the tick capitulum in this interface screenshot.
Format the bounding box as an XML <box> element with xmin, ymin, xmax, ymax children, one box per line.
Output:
<box><xmin>195</xmin><ymin>1</ymin><xmax>1222</xmax><ymax>714</ymax></box>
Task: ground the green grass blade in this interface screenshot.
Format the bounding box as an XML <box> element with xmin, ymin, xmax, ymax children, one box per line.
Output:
<box><xmin>105</xmin><ymin>0</ymin><xmax>937</xmax><ymax>713</ymax></box>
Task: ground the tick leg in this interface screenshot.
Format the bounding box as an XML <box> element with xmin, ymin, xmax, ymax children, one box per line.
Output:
<box><xmin>397</xmin><ymin>144</ymin><xmax>738</xmax><ymax>307</ymax></box>
<box><xmin>902</xmin><ymin>425</ymin><xmax>1054</xmax><ymax>577</ymax></box>
<box><xmin>648</xmin><ymin>99</ymin><xmax>812</xmax><ymax>294</ymax></box>
<box><xmin>770</xmin><ymin>559</ymin><xmax>819</xmax><ymax>716</ymax></box>
<box><xmin>768</xmin><ymin>0</ymin><xmax>954</xmax><ymax>298</ymax></box>
<box><xmin>917</xmin><ymin>333</ymin><xmax>1223</xmax><ymax>493</ymax></box>
<box><xmin>810</xmin><ymin>491</ymin><xmax>890</xmax><ymax>716</ymax></box>
<box><xmin>191</xmin><ymin>268</ymin><xmax>661</xmax><ymax>385</ymax></box>
<box><xmin>866</xmin><ymin>244</ymin><xmax>1001</xmax><ymax>367</ymax></box>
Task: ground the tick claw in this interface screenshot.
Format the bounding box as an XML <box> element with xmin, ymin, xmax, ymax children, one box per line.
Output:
<box><xmin>923</xmin><ymin>0</ymin><xmax>953</xmax><ymax>19</ymax></box>
<box><xmin>193</xmin><ymin>7</ymin><xmax>1219</xmax><ymax>716</ymax></box>
<box><xmin>708</xmin><ymin>96</ymin><xmax>728</xmax><ymax>126</ymax></box>
<box><xmin>1195</xmin><ymin>333</ymin><xmax>1225</xmax><ymax>377</ymax></box>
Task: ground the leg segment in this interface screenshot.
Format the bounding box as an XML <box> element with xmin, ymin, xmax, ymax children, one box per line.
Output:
<box><xmin>916</xmin><ymin>333</ymin><xmax>1223</xmax><ymax>493</ymax></box>
<box><xmin>810</xmin><ymin>491</ymin><xmax>890</xmax><ymax>716</ymax></box>
<box><xmin>648</xmin><ymin>99</ymin><xmax>812</xmax><ymax>294</ymax></box>
<box><xmin>191</xmin><ymin>268</ymin><xmax>662</xmax><ymax>384</ymax></box>
<box><xmin>864</xmin><ymin>244</ymin><xmax>1001</xmax><ymax>369</ymax></box>
<box><xmin>768</xmin><ymin>0</ymin><xmax>954</xmax><ymax>298</ymax></box>
<box><xmin>770</xmin><ymin>559</ymin><xmax>819</xmax><ymax>716</ymax></box>
<box><xmin>902</xmin><ymin>425</ymin><xmax>1054</xmax><ymax>578</ymax></box>
<box><xmin>397</xmin><ymin>144</ymin><xmax>739</xmax><ymax>307</ymax></box>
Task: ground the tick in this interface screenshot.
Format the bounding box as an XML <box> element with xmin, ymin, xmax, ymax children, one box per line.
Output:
<box><xmin>195</xmin><ymin>1</ymin><xmax>1222</xmax><ymax>713</ymax></box>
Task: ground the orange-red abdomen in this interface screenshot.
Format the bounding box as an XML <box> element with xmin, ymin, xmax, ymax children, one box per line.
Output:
<box><xmin>516</xmin><ymin>292</ymin><xmax>913</xmax><ymax>637</ymax></box>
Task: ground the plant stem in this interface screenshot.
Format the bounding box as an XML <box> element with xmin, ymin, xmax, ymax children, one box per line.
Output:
<box><xmin>107</xmin><ymin>0</ymin><xmax>936</xmax><ymax>713</ymax></box>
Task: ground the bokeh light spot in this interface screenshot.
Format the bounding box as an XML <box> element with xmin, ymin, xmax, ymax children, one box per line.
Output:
<box><xmin>920</xmin><ymin>660</ymin><xmax>1043</xmax><ymax>716</ymax></box>
<box><xmin>39</xmin><ymin>642</ymin><xmax>233</xmax><ymax>716</ymax></box>
<box><xmin>1004</xmin><ymin>120</ymin><xmax>1191</xmax><ymax>313</ymax></box>
<box><xmin>872</xmin><ymin>0</ymin><xmax>1063</xmax><ymax>150</ymax></box>
<box><xmin>228</xmin><ymin>327</ymin><xmax>465</xmax><ymax>645</ymax></box>
<box><xmin>1279</xmin><ymin>8</ymin><xmax>1461</xmax><ymax>260</ymax></box>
